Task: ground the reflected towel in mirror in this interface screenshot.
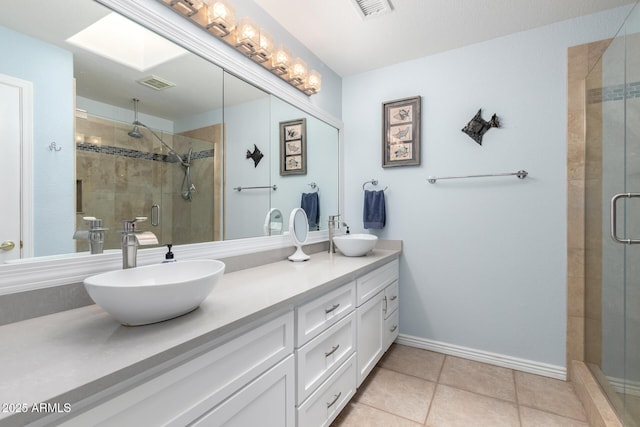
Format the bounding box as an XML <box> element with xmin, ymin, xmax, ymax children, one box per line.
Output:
<box><xmin>363</xmin><ymin>190</ymin><xmax>386</xmax><ymax>229</ymax></box>
<box><xmin>301</xmin><ymin>192</ymin><xmax>320</xmax><ymax>230</ymax></box>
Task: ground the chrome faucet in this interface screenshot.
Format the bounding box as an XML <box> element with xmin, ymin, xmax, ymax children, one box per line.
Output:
<box><xmin>121</xmin><ymin>217</ymin><xmax>158</xmax><ymax>269</ymax></box>
<box><xmin>73</xmin><ymin>217</ymin><xmax>108</xmax><ymax>254</ymax></box>
<box><xmin>328</xmin><ymin>214</ymin><xmax>341</xmax><ymax>253</ymax></box>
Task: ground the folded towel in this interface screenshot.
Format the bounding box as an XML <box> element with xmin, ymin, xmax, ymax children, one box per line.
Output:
<box><xmin>363</xmin><ymin>190</ymin><xmax>386</xmax><ymax>229</ymax></box>
<box><xmin>301</xmin><ymin>192</ymin><xmax>320</xmax><ymax>230</ymax></box>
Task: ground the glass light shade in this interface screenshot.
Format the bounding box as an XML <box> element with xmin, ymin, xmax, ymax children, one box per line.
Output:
<box><xmin>270</xmin><ymin>45</ymin><xmax>291</xmax><ymax>75</ymax></box>
<box><xmin>251</xmin><ymin>29</ymin><xmax>273</xmax><ymax>63</ymax></box>
<box><xmin>205</xmin><ymin>0</ymin><xmax>235</xmax><ymax>37</ymax></box>
<box><xmin>288</xmin><ymin>58</ymin><xmax>307</xmax><ymax>86</ymax></box>
<box><xmin>303</xmin><ymin>70</ymin><xmax>322</xmax><ymax>95</ymax></box>
<box><xmin>235</xmin><ymin>17</ymin><xmax>259</xmax><ymax>54</ymax></box>
<box><xmin>166</xmin><ymin>0</ymin><xmax>204</xmax><ymax>16</ymax></box>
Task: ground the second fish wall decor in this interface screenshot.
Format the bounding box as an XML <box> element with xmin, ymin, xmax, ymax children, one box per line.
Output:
<box><xmin>382</xmin><ymin>96</ymin><xmax>421</xmax><ymax>167</ymax></box>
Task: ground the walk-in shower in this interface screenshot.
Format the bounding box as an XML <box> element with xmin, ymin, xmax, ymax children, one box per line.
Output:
<box><xmin>584</xmin><ymin>3</ymin><xmax>640</xmax><ymax>425</ymax></box>
<box><xmin>128</xmin><ymin>98</ymin><xmax>196</xmax><ymax>201</ymax></box>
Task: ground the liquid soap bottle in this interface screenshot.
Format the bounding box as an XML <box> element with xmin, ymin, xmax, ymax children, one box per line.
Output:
<box><xmin>163</xmin><ymin>244</ymin><xmax>177</xmax><ymax>263</ymax></box>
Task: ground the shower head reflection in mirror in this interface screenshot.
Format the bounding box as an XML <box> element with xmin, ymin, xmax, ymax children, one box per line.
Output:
<box><xmin>128</xmin><ymin>99</ymin><xmax>196</xmax><ymax>201</ymax></box>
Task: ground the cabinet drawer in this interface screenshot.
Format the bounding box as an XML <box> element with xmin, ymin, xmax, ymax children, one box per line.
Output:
<box><xmin>296</xmin><ymin>281</ymin><xmax>356</xmax><ymax>346</ymax></box>
<box><xmin>296</xmin><ymin>312</ymin><xmax>356</xmax><ymax>404</ymax></box>
<box><xmin>191</xmin><ymin>355</ymin><xmax>295</xmax><ymax>427</ymax></box>
<box><xmin>297</xmin><ymin>353</ymin><xmax>357</xmax><ymax>427</ymax></box>
<box><xmin>384</xmin><ymin>308</ymin><xmax>399</xmax><ymax>351</ymax></box>
<box><xmin>59</xmin><ymin>311</ymin><xmax>293</xmax><ymax>427</ymax></box>
<box><xmin>356</xmin><ymin>259</ymin><xmax>399</xmax><ymax>306</ymax></box>
<box><xmin>384</xmin><ymin>280</ymin><xmax>399</xmax><ymax>319</ymax></box>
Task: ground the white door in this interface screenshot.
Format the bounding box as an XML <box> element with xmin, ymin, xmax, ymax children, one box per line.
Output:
<box><xmin>0</xmin><ymin>74</ymin><xmax>33</xmax><ymax>262</ymax></box>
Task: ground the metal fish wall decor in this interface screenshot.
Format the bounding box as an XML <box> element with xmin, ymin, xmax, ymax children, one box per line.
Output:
<box><xmin>462</xmin><ymin>109</ymin><xmax>500</xmax><ymax>145</ymax></box>
<box><xmin>246</xmin><ymin>144</ymin><xmax>264</xmax><ymax>167</ymax></box>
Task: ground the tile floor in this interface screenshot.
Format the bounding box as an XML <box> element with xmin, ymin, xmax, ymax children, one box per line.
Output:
<box><xmin>331</xmin><ymin>344</ymin><xmax>590</xmax><ymax>427</ymax></box>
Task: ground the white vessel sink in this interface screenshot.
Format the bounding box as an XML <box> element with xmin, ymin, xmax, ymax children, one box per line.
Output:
<box><xmin>333</xmin><ymin>234</ymin><xmax>378</xmax><ymax>257</ymax></box>
<box><xmin>84</xmin><ymin>259</ymin><xmax>225</xmax><ymax>326</ymax></box>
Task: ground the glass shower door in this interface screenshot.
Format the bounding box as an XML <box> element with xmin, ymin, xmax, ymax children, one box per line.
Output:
<box><xmin>598</xmin><ymin>4</ymin><xmax>640</xmax><ymax>424</ymax></box>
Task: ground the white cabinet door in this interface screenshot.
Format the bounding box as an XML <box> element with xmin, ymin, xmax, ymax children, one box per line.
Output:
<box><xmin>356</xmin><ymin>290</ymin><xmax>385</xmax><ymax>386</ymax></box>
<box><xmin>191</xmin><ymin>355</ymin><xmax>295</xmax><ymax>427</ymax></box>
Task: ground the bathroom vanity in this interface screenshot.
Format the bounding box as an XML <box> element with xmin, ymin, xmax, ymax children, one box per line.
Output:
<box><xmin>0</xmin><ymin>247</ymin><xmax>400</xmax><ymax>427</ymax></box>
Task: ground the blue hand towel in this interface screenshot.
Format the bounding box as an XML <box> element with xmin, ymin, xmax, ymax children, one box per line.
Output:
<box><xmin>363</xmin><ymin>190</ymin><xmax>386</xmax><ymax>229</ymax></box>
<box><xmin>301</xmin><ymin>192</ymin><xmax>320</xmax><ymax>230</ymax></box>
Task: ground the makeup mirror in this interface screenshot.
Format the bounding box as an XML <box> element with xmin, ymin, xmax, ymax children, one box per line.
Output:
<box><xmin>264</xmin><ymin>209</ymin><xmax>283</xmax><ymax>236</ymax></box>
<box><xmin>288</xmin><ymin>208</ymin><xmax>310</xmax><ymax>262</ymax></box>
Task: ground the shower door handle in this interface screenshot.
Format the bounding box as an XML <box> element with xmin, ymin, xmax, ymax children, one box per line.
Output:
<box><xmin>151</xmin><ymin>204</ymin><xmax>160</xmax><ymax>227</ymax></box>
<box><xmin>610</xmin><ymin>193</ymin><xmax>640</xmax><ymax>244</ymax></box>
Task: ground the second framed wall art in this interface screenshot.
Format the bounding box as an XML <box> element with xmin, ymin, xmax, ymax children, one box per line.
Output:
<box><xmin>382</xmin><ymin>96</ymin><xmax>421</xmax><ymax>167</ymax></box>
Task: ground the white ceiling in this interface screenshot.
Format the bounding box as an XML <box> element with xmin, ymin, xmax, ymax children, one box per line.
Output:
<box><xmin>253</xmin><ymin>0</ymin><xmax>636</xmax><ymax>76</ymax></box>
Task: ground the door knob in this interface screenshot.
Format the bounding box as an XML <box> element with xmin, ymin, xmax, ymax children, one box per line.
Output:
<box><xmin>0</xmin><ymin>241</ymin><xmax>15</xmax><ymax>251</ymax></box>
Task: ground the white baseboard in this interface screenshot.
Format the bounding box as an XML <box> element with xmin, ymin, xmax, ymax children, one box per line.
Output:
<box><xmin>396</xmin><ymin>333</ymin><xmax>566</xmax><ymax>380</ymax></box>
<box><xmin>607</xmin><ymin>375</ymin><xmax>640</xmax><ymax>397</ymax></box>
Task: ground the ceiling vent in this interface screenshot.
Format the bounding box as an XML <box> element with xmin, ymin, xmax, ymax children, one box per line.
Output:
<box><xmin>350</xmin><ymin>0</ymin><xmax>393</xmax><ymax>20</ymax></box>
<box><xmin>137</xmin><ymin>75</ymin><xmax>175</xmax><ymax>91</ymax></box>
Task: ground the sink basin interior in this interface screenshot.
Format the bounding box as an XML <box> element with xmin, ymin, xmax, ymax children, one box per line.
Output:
<box><xmin>333</xmin><ymin>234</ymin><xmax>378</xmax><ymax>257</ymax></box>
<box><xmin>84</xmin><ymin>259</ymin><xmax>225</xmax><ymax>326</ymax></box>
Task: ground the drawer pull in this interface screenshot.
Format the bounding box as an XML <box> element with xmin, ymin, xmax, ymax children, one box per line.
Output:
<box><xmin>325</xmin><ymin>344</ymin><xmax>340</xmax><ymax>357</ymax></box>
<box><xmin>390</xmin><ymin>325</ymin><xmax>398</xmax><ymax>332</ymax></box>
<box><xmin>383</xmin><ymin>296</ymin><xmax>388</xmax><ymax>314</ymax></box>
<box><xmin>325</xmin><ymin>303</ymin><xmax>340</xmax><ymax>314</ymax></box>
<box><xmin>326</xmin><ymin>392</ymin><xmax>342</xmax><ymax>409</ymax></box>
<box><xmin>390</xmin><ymin>295</ymin><xmax>398</xmax><ymax>301</ymax></box>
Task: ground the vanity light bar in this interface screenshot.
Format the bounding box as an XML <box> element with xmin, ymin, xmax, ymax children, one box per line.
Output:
<box><xmin>158</xmin><ymin>0</ymin><xmax>321</xmax><ymax>95</ymax></box>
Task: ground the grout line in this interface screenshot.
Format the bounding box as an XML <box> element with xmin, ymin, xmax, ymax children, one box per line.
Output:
<box><xmin>513</xmin><ymin>369</ymin><xmax>523</xmax><ymax>426</ymax></box>
<box><xmin>352</xmin><ymin>401</ymin><xmax>426</xmax><ymax>425</ymax></box>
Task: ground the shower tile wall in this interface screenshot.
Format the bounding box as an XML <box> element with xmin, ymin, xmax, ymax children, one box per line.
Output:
<box><xmin>566</xmin><ymin>39</ymin><xmax>610</xmax><ymax>373</ymax></box>
<box><xmin>75</xmin><ymin>115</ymin><xmax>221</xmax><ymax>252</ymax></box>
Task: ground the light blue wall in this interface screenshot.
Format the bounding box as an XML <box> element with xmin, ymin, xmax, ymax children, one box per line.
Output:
<box><xmin>0</xmin><ymin>25</ymin><xmax>75</xmax><ymax>256</ymax></box>
<box><xmin>342</xmin><ymin>7</ymin><xmax>632</xmax><ymax>368</ymax></box>
<box><xmin>224</xmin><ymin>97</ymin><xmax>271</xmax><ymax>239</ymax></box>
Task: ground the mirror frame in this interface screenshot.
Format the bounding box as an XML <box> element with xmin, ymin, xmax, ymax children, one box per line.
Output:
<box><xmin>0</xmin><ymin>0</ymin><xmax>344</xmax><ymax>295</ymax></box>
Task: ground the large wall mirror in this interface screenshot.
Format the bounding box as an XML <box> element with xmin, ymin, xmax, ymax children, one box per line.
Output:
<box><xmin>0</xmin><ymin>0</ymin><xmax>339</xmax><ymax>265</ymax></box>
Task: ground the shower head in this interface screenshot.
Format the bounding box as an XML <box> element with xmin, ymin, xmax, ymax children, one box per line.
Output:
<box><xmin>128</xmin><ymin>124</ymin><xmax>143</xmax><ymax>139</ymax></box>
<box><xmin>128</xmin><ymin>98</ymin><xmax>143</xmax><ymax>139</ymax></box>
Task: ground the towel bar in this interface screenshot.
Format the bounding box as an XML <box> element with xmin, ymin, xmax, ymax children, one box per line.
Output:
<box><xmin>233</xmin><ymin>185</ymin><xmax>278</xmax><ymax>192</ymax></box>
<box><xmin>427</xmin><ymin>170</ymin><xmax>528</xmax><ymax>184</ymax></box>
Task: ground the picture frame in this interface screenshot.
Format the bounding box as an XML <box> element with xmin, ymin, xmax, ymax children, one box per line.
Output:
<box><xmin>280</xmin><ymin>118</ymin><xmax>307</xmax><ymax>175</ymax></box>
<box><xmin>382</xmin><ymin>96</ymin><xmax>421</xmax><ymax>167</ymax></box>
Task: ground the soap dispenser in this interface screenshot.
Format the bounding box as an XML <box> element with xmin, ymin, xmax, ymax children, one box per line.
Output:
<box><xmin>163</xmin><ymin>244</ymin><xmax>177</xmax><ymax>263</ymax></box>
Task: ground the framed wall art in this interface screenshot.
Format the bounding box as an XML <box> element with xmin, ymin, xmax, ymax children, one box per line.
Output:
<box><xmin>382</xmin><ymin>96</ymin><xmax>421</xmax><ymax>167</ymax></box>
<box><xmin>280</xmin><ymin>118</ymin><xmax>307</xmax><ymax>175</ymax></box>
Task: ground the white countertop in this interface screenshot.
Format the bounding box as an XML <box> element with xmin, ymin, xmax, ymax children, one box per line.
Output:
<box><xmin>0</xmin><ymin>249</ymin><xmax>400</xmax><ymax>425</ymax></box>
